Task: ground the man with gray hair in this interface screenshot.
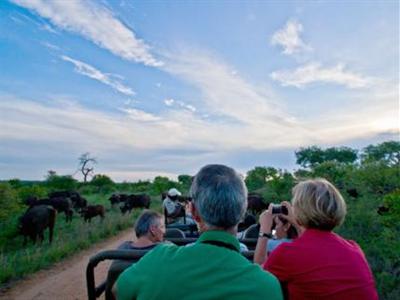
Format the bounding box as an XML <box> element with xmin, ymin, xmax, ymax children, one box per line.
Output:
<box><xmin>114</xmin><ymin>164</ymin><xmax>283</xmax><ymax>300</ymax></box>
<box><xmin>118</xmin><ymin>210</ymin><xmax>165</xmax><ymax>250</ymax></box>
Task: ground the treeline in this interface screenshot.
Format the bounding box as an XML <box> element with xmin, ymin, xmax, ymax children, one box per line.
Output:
<box><xmin>244</xmin><ymin>141</ymin><xmax>400</xmax><ymax>299</ymax></box>
<box><xmin>0</xmin><ymin>140</ymin><xmax>399</xmax><ymax>298</ymax></box>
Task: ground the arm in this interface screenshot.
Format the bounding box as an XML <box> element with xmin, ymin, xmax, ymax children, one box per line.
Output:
<box><xmin>254</xmin><ymin>204</ymin><xmax>274</xmax><ymax>265</ymax></box>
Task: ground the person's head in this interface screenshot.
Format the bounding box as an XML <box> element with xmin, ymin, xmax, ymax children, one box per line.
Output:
<box><xmin>167</xmin><ymin>188</ymin><xmax>181</xmax><ymax>201</ymax></box>
<box><xmin>134</xmin><ymin>210</ymin><xmax>165</xmax><ymax>242</ymax></box>
<box><xmin>292</xmin><ymin>178</ymin><xmax>347</xmax><ymax>231</ymax></box>
<box><xmin>273</xmin><ymin>216</ymin><xmax>298</xmax><ymax>239</ymax></box>
<box><xmin>190</xmin><ymin>164</ymin><xmax>247</xmax><ymax>231</ymax></box>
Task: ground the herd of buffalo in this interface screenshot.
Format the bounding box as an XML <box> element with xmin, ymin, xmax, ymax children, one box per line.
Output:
<box><xmin>18</xmin><ymin>191</ymin><xmax>152</xmax><ymax>246</ymax></box>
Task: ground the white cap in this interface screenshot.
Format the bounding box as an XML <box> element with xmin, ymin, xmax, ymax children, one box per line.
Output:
<box><xmin>168</xmin><ymin>188</ymin><xmax>181</xmax><ymax>197</ymax></box>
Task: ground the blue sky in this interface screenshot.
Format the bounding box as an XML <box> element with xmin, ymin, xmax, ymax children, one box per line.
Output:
<box><xmin>0</xmin><ymin>0</ymin><xmax>398</xmax><ymax>181</ymax></box>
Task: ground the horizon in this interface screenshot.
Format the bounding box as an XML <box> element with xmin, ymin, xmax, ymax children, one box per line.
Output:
<box><xmin>1</xmin><ymin>0</ymin><xmax>399</xmax><ymax>182</ymax></box>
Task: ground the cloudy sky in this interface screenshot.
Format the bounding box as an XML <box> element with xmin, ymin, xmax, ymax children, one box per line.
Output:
<box><xmin>0</xmin><ymin>0</ymin><xmax>398</xmax><ymax>181</ymax></box>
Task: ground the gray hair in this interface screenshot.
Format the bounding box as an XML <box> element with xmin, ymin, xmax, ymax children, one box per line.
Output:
<box><xmin>134</xmin><ymin>210</ymin><xmax>163</xmax><ymax>238</ymax></box>
<box><xmin>190</xmin><ymin>164</ymin><xmax>248</xmax><ymax>229</ymax></box>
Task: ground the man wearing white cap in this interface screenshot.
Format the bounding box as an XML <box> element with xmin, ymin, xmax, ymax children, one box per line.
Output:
<box><xmin>163</xmin><ymin>188</ymin><xmax>184</xmax><ymax>222</ymax></box>
<box><xmin>163</xmin><ymin>188</ymin><xmax>181</xmax><ymax>214</ymax></box>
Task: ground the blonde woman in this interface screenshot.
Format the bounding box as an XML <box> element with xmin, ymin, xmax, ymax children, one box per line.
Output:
<box><xmin>254</xmin><ymin>178</ymin><xmax>378</xmax><ymax>300</ymax></box>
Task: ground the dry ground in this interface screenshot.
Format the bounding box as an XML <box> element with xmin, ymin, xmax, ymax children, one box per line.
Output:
<box><xmin>0</xmin><ymin>229</ymin><xmax>134</xmax><ymax>300</ymax></box>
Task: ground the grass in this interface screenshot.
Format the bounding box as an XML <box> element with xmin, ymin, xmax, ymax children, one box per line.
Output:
<box><xmin>0</xmin><ymin>193</ymin><xmax>162</xmax><ymax>285</ymax></box>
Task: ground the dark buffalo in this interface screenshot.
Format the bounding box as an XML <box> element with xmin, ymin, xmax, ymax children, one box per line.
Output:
<box><xmin>109</xmin><ymin>193</ymin><xmax>129</xmax><ymax>206</ymax></box>
<box><xmin>49</xmin><ymin>191</ymin><xmax>87</xmax><ymax>211</ymax></box>
<box><xmin>346</xmin><ymin>188</ymin><xmax>359</xmax><ymax>198</ymax></box>
<box><xmin>27</xmin><ymin>197</ymin><xmax>73</xmax><ymax>222</ymax></box>
<box><xmin>238</xmin><ymin>212</ymin><xmax>257</xmax><ymax>232</ymax></box>
<box><xmin>81</xmin><ymin>205</ymin><xmax>105</xmax><ymax>222</ymax></box>
<box><xmin>19</xmin><ymin>205</ymin><xmax>56</xmax><ymax>246</ymax></box>
<box><xmin>109</xmin><ymin>194</ymin><xmax>121</xmax><ymax>206</ymax></box>
<box><xmin>120</xmin><ymin>194</ymin><xmax>151</xmax><ymax>214</ymax></box>
<box><xmin>247</xmin><ymin>193</ymin><xmax>268</xmax><ymax>215</ymax></box>
<box><xmin>377</xmin><ymin>205</ymin><xmax>390</xmax><ymax>215</ymax></box>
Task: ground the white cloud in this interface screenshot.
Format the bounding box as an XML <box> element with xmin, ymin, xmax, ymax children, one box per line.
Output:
<box><xmin>164</xmin><ymin>98</ymin><xmax>175</xmax><ymax>106</ymax></box>
<box><xmin>12</xmin><ymin>0</ymin><xmax>162</xmax><ymax>66</ymax></box>
<box><xmin>270</xmin><ymin>62</ymin><xmax>373</xmax><ymax>89</ymax></box>
<box><xmin>40</xmin><ymin>23</ymin><xmax>58</xmax><ymax>34</ymax></box>
<box><xmin>61</xmin><ymin>55</ymin><xmax>135</xmax><ymax>96</ymax></box>
<box><xmin>164</xmin><ymin>98</ymin><xmax>196</xmax><ymax>112</ymax></box>
<box><xmin>120</xmin><ymin>107</ymin><xmax>160</xmax><ymax>122</ymax></box>
<box><xmin>41</xmin><ymin>42</ymin><xmax>60</xmax><ymax>51</ymax></box>
<box><xmin>162</xmin><ymin>48</ymin><xmax>296</xmax><ymax>131</ymax></box>
<box><xmin>271</xmin><ymin>20</ymin><xmax>312</xmax><ymax>55</ymax></box>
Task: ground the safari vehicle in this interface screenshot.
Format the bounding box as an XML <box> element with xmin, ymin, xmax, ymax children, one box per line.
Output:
<box><xmin>86</xmin><ymin>225</ymin><xmax>259</xmax><ymax>300</ymax></box>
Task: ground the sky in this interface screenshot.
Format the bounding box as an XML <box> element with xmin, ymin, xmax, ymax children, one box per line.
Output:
<box><xmin>0</xmin><ymin>0</ymin><xmax>399</xmax><ymax>182</ymax></box>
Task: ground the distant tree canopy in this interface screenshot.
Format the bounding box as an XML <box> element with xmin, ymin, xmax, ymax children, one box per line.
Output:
<box><xmin>90</xmin><ymin>174</ymin><xmax>114</xmax><ymax>187</ymax></box>
<box><xmin>90</xmin><ymin>174</ymin><xmax>114</xmax><ymax>193</ymax></box>
<box><xmin>177</xmin><ymin>174</ymin><xmax>193</xmax><ymax>191</ymax></box>
<box><xmin>45</xmin><ymin>171</ymin><xmax>78</xmax><ymax>191</ymax></box>
<box><xmin>151</xmin><ymin>176</ymin><xmax>177</xmax><ymax>195</ymax></box>
<box><xmin>361</xmin><ymin>140</ymin><xmax>400</xmax><ymax>166</ymax></box>
<box><xmin>245</xmin><ymin>167</ymin><xmax>278</xmax><ymax>191</ymax></box>
<box><xmin>295</xmin><ymin>146</ymin><xmax>358</xmax><ymax>168</ymax></box>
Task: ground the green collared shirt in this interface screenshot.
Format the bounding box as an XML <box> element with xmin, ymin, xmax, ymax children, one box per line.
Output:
<box><xmin>116</xmin><ymin>230</ymin><xmax>283</xmax><ymax>300</ymax></box>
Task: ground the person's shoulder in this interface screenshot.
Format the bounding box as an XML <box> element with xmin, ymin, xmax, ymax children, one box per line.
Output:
<box><xmin>151</xmin><ymin>241</ymin><xmax>179</xmax><ymax>252</ymax></box>
<box><xmin>247</xmin><ymin>264</ymin><xmax>282</xmax><ymax>292</ymax></box>
<box><xmin>117</xmin><ymin>241</ymin><xmax>131</xmax><ymax>250</ymax></box>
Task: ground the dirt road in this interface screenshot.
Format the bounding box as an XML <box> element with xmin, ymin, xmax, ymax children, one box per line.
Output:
<box><xmin>0</xmin><ymin>229</ymin><xmax>134</xmax><ymax>300</ymax></box>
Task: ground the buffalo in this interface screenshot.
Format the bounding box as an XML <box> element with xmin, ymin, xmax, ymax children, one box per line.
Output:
<box><xmin>377</xmin><ymin>205</ymin><xmax>390</xmax><ymax>215</ymax></box>
<box><xmin>80</xmin><ymin>205</ymin><xmax>105</xmax><ymax>222</ymax></box>
<box><xmin>19</xmin><ymin>205</ymin><xmax>56</xmax><ymax>246</ymax></box>
<box><xmin>109</xmin><ymin>194</ymin><xmax>121</xmax><ymax>206</ymax></box>
<box><xmin>120</xmin><ymin>194</ymin><xmax>151</xmax><ymax>214</ymax></box>
<box><xmin>27</xmin><ymin>197</ymin><xmax>73</xmax><ymax>222</ymax></box>
<box><xmin>49</xmin><ymin>191</ymin><xmax>87</xmax><ymax>211</ymax></box>
<box><xmin>109</xmin><ymin>193</ymin><xmax>129</xmax><ymax>206</ymax></box>
<box><xmin>238</xmin><ymin>212</ymin><xmax>257</xmax><ymax>232</ymax></box>
<box><xmin>346</xmin><ymin>188</ymin><xmax>359</xmax><ymax>199</ymax></box>
<box><xmin>247</xmin><ymin>193</ymin><xmax>268</xmax><ymax>215</ymax></box>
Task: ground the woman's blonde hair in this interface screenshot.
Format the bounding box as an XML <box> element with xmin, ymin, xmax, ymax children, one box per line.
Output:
<box><xmin>292</xmin><ymin>178</ymin><xmax>346</xmax><ymax>231</ymax></box>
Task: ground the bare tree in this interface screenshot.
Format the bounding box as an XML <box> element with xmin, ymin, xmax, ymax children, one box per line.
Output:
<box><xmin>78</xmin><ymin>152</ymin><xmax>97</xmax><ymax>183</ymax></box>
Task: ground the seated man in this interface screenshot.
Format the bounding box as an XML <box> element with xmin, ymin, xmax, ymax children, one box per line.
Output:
<box><xmin>118</xmin><ymin>210</ymin><xmax>165</xmax><ymax>250</ymax></box>
<box><xmin>163</xmin><ymin>188</ymin><xmax>196</xmax><ymax>225</ymax></box>
<box><xmin>114</xmin><ymin>164</ymin><xmax>283</xmax><ymax>300</ymax></box>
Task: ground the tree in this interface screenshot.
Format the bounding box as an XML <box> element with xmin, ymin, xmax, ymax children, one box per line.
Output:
<box><xmin>46</xmin><ymin>171</ymin><xmax>78</xmax><ymax>191</ymax></box>
<box><xmin>178</xmin><ymin>174</ymin><xmax>193</xmax><ymax>191</ymax></box>
<box><xmin>361</xmin><ymin>141</ymin><xmax>400</xmax><ymax>166</ymax></box>
<box><xmin>90</xmin><ymin>174</ymin><xmax>114</xmax><ymax>193</ymax></box>
<box><xmin>245</xmin><ymin>167</ymin><xmax>278</xmax><ymax>191</ymax></box>
<box><xmin>295</xmin><ymin>146</ymin><xmax>357</xmax><ymax>168</ymax></box>
<box><xmin>151</xmin><ymin>176</ymin><xmax>176</xmax><ymax>195</ymax></box>
<box><xmin>78</xmin><ymin>152</ymin><xmax>97</xmax><ymax>182</ymax></box>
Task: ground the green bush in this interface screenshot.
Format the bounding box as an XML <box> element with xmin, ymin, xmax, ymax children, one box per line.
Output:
<box><xmin>0</xmin><ymin>183</ymin><xmax>23</xmax><ymax>223</ymax></box>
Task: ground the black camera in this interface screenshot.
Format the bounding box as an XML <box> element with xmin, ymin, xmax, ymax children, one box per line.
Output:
<box><xmin>271</xmin><ymin>204</ymin><xmax>288</xmax><ymax>215</ymax></box>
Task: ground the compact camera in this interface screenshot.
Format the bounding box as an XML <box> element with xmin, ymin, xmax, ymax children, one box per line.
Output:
<box><xmin>271</xmin><ymin>204</ymin><xmax>288</xmax><ymax>215</ymax></box>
